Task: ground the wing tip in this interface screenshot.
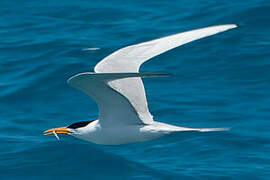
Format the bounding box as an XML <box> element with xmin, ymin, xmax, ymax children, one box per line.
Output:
<box><xmin>67</xmin><ymin>77</ymin><xmax>72</xmax><ymax>85</ymax></box>
<box><xmin>226</xmin><ymin>24</ymin><xmax>237</xmax><ymax>29</ymax></box>
<box><xmin>67</xmin><ymin>72</ymin><xmax>94</xmax><ymax>86</ymax></box>
<box><xmin>67</xmin><ymin>74</ymin><xmax>78</xmax><ymax>85</ymax></box>
<box><xmin>219</xmin><ymin>24</ymin><xmax>238</xmax><ymax>30</ymax></box>
<box><xmin>205</xmin><ymin>24</ymin><xmax>237</xmax><ymax>32</ymax></box>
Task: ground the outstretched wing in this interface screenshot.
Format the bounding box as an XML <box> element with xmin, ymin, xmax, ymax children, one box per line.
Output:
<box><xmin>94</xmin><ymin>24</ymin><xmax>237</xmax><ymax>123</ymax></box>
<box><xmin>68</xmin><ymin>72</ymin><xmax>169</xmax><ymax>126</ymax></box>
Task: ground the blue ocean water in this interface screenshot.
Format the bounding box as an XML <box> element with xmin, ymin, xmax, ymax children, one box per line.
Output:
<box><xmin>1</xmin><ymin>0</ymin><xmax>270</xmax><ymax>179</ymax></box>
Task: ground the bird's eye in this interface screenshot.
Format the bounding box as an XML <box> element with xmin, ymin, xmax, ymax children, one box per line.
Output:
<box><xmin>67</xmin><ymin>121</ymin><xmax>93</xmax><ymax>129</ymax></box>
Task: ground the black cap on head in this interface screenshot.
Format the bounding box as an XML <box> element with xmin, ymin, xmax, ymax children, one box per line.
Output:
<box><xmin>67</xmin><ymin>120</ymin><xmax>94</xmax><ymax>129</ymax></box>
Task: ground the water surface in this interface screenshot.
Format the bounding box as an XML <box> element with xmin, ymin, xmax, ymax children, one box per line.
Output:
<box><xmin>1</xmin><ymin>0</ymin><xmax>270</xmax><ymax>179</ymax></box>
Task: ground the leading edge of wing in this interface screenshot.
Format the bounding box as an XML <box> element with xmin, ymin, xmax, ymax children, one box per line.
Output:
<box><xmin>67</xmin><ymin>72</ymin><xmax>171</xmax><ymax>85</ymax></box>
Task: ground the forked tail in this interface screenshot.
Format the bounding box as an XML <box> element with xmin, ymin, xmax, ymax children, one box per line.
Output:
<box><xmin>157</xmin><ymin>122</ymin><xmax>230</xmax><ymax>133</ymax></box>
<box><xmin>178</xmin><ymin>127</ymin><xmax>230</xmax><ymax>132</ymax></box>
<box><xmin>191</xmin><ymin>127</ymin><xmax>230</xmax><ymax>132</ymax></box>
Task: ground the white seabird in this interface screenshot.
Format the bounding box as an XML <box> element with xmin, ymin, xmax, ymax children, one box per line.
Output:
<box><xmin>44</xmin><ymin>24</ymin><xmax>237</xmax><ymax>145</ymax></box>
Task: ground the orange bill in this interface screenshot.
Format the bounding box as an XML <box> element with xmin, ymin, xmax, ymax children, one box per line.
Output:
<box><xmin>44</xmin><ymin>127</ymin><xmax>70</xmax><ymax>135</ymax></box>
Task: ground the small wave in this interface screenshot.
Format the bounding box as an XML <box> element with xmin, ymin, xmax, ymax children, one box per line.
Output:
<box><xmin>82</xmin><ymin>47</ymin><xmax>100</xmax><ymax>51</ymax></box>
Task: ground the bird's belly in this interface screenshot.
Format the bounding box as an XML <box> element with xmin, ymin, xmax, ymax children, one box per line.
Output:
<box><xmin>77</xmin><ymin>125</ymin><xmax>165</xmax><ymax>145</ymax></box>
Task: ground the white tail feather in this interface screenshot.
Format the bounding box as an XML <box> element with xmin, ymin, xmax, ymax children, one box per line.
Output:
<box><xmin>188</xmin><ymin>127</ymin><xmax>230</xmax><ymax>132</ymax></box>
<box><xmin>172</xmin><ymin>126</ymin><xmax>230</xmax><ymax>132</ymax></box>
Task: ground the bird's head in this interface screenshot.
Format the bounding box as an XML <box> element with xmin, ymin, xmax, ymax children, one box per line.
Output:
<box><xmin>44</xmin><ymin>121</ymin><xmax>94</xmax><ymax>138</ymax></box>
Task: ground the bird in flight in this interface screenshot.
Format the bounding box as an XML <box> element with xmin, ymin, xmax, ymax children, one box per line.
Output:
<box><xmin>44</xmin><ymin>24</ymin><xmax>237</xmax><ymax>145</ymax></box>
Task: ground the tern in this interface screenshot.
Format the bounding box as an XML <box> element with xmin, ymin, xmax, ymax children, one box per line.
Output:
<box><xmin>44</xmin><ymin>24</ymin><xmax>237</xmax><ymax>145</ymax></box>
